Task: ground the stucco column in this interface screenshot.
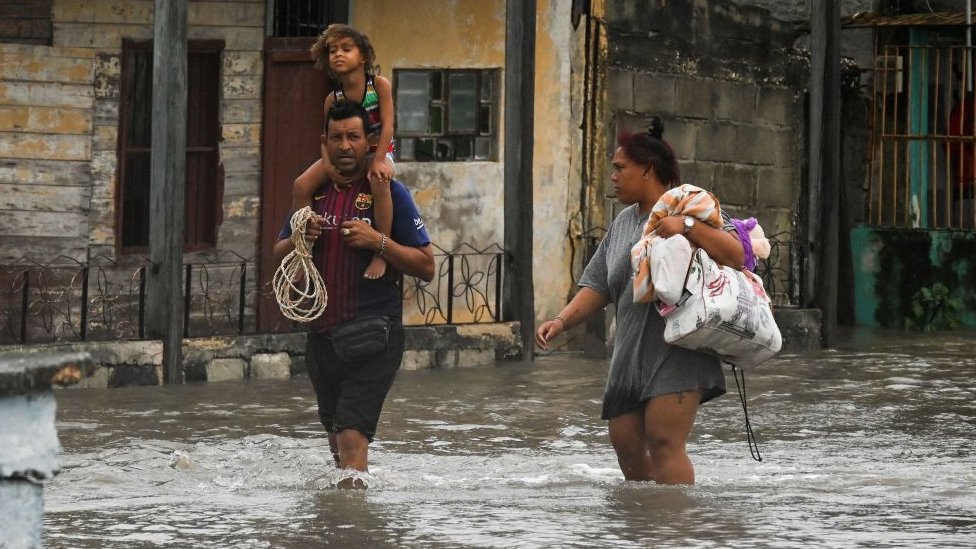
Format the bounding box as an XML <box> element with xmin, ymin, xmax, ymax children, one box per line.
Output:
<box><xmin>0</xmin><ymin>351</ymin><xmax>92</xmax><ymax>548</ymax></box>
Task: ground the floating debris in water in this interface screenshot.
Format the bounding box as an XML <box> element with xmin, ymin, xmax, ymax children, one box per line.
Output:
<box><xmin>169</xmin><ymin>450</ymin><xmax>193</xmax><ymax>471</ymax></box>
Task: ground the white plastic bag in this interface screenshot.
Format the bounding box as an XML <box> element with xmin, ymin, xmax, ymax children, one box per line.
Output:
<box><xmin>649</xmin><ymin>235</ymin><xmax>695</xmax><ymax>306</ymax></box>
<box><xmin>656</xmin><ymin>248</ymin><xmax>782</xmax><ymax>369</ymax></box>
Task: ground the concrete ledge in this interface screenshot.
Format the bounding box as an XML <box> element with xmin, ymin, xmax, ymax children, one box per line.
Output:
<box><xmin>406</xmin><ymin>322</ymin><xmax>522</xmax><ymax>361</ymax></box>
<box><xmin>774</xmin><ymin>308</ymin><xmax>822</xmax><ymax>351</ymax></box>
<box><xmin>0</xmin><ymin>322</ymin><xmax>522</xmax><ymax>388</ymax></box>
<box><xmin>0</xmin><ymin>351</ymin><xmax>93</xmax><ymax>395</ymax></box>
<box><xmin>251</xmin><ymin>352</ymin><xmax>291</xmax><ymax>379</ymax></box>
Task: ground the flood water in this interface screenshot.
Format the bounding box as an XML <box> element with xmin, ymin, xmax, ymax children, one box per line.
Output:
<box><xmin>44</xmin><ymin>328</ymin><xmax>976</xmax><ymax>548</ymax></box>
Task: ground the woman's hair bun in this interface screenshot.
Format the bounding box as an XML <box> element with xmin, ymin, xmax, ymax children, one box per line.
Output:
<box><xmin>646</xmin><ymin>117</ymin><xmax>665</xmax><ymax>140</ymax></box>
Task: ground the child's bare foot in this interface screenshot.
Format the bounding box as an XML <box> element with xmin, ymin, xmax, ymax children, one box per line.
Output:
<box><xmin>364</xmin><ymin>255</ymin><xmax>387</xmax><ymax>279</ymax></box>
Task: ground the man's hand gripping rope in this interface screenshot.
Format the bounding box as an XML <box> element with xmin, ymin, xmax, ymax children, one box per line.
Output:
<box><xmin>273</xmin><ymin>207</ymin><xmax>328</xmax><ymax>322</ymax></box>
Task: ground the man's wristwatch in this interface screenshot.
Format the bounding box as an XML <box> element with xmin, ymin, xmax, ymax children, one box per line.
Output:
<box><xmin>682</xmin><ymin>215</ymin><xmax>695</xmax><ymax>234</ymax></box>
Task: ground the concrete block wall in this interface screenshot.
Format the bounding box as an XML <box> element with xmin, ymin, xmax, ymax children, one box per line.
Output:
<box><xmin>608</xmin><ymin>70</ymin><xmax>800</xmax><ymax>239</ymax></box>
<box><xmin>599</xmin><ymin>0</ymin><xmax>804</xmax><ymax>297</ymax></box>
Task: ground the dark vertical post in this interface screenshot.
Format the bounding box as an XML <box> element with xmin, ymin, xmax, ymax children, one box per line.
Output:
<box><xmin>494</xmin><ymin>252</ymin><xmax>503</xmax><ymax>321</ymax></box>
<box><xmin>79</xmin><ymin>267</ymin><xmax>89</xmax><ymax>340</ymax></box>
<box><xmin>446</xmin><ymin>256</ymin><xmax>455</xmax><ymax>324</ymax></box>
<box><xmin>809</xmin><ymin>0</ymin><xmax>841</xmax><ymax>347</ymax></box>
<box><xmin>145</xmin><ymin>0</ymin><xmax>187</xmax><ymax>384</ymax></box>
<box><xmin>238</xmin><ymin>263</ymin><xmax>247</xmax><ymax>334</ymax></box>
<box><xmin>183</xmin><ymin>264</ymin><xmax>192</xmax><ymax>337</ymax></box>
<box><xmin>20</xmin><ymin>270</ymin><xmax>29</xmax><ymax>344</ymax></box>
<box><xmin>504</xmin><ymin>0</ymin><xmax>536</xmax><ymax>361</ymax></box>
<box><xmin>138</xmin><ymin>266</ymin><xmax>146</xmax><ymax>339</ymax></box>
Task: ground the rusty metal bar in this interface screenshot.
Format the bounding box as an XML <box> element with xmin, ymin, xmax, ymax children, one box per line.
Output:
<box><xmin>879</xmin><ymin>133</ymin><xmax>976</xmax><ymax>140</ymax></box>
<box><xmin>932</xmin><ymin>48</ymin><xmax>940</xmax><ymax>228</ymax></box>
<box><xmin>970</xmin><ymin>46</ymin><xmax>976</xmax><ymax>228</ymax></box>
<box><xmin>947</xmin><ymin>47</ymin><xmax>955</xmax><ymax>229</ymax></box>
<box><xmin>878</xmin><ymin>45</ymin><xmax>890</xmax><ymax>225</ymax></box>
<box><xmin>904</xmin><ymin>45</ymin><xmax>912</xmax><ymax>227</ymax></box>
<box><xmin>869</xmin><ymin>28</ymin><xmax>880</xmax><ymax>224</ymax></box>
<box><xmin>959</xmin><ymin>49</ymin><xmax>968</xmax><ymax>229</ymax></box>
<box><xmin>892</xmin><ymin>46</ymin><xmax>901</xmax><ymax>226</ymax></box>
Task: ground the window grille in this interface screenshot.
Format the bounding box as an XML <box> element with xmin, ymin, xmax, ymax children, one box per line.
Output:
<box><xmin>271</xmin><ymin>0</ymin><xmax>348</xmax><ymax>38</ymax></box>
<box><xmin>870</xmin><ymin>44</ymin><xmax>976</xmax><ymax>230</ymax></box>
<box><xmin>394</xmin><ymin>69</ymin><xmax>500</xmax><ymax>162</ymax></box>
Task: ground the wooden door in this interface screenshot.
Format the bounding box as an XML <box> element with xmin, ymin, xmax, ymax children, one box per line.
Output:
<box><xmin>257</xmin><ymin>37</ymin><xmax>331</xmax><ymax>332</ymax></box>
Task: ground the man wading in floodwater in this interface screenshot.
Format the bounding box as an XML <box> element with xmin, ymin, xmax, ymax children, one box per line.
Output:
<box><xmin>273</xmin><ymin>101</ymin><xmax>434</xmax><ymax>489</ymax></box>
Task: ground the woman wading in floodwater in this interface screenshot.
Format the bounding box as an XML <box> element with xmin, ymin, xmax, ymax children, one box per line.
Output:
<box><xmin>536</xmin><ymin>119</ymin><xmax>744</xmax><ymax>484</ymax></box>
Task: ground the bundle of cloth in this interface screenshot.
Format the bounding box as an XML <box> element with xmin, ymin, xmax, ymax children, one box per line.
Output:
<box><xmin>629</xmin><ymin>183</ymin><xmax>770</xmax><ymax>304</ymax></box>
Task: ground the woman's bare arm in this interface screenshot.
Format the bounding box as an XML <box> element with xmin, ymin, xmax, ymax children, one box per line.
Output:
<box><xmin>656</xmin><ymin>215</ymin><xmax>745</xmax><ymax>268</ymax></box>
<box><xmin>536</xmin><ymin>287</ymin><xmax>611</xmax><ymax>350</ymax></box>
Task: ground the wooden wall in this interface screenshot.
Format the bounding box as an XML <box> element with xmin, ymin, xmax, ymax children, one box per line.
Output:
<box><xmin>0</xmin><ymin>0</ymin><xmax>266</xmax><ymax>266</ymax></box>
<box><xmin>0</xmin><ymin>43</ymin><xmax>95</xmax><ymax>263</ymax></box>
<box><xmin>0</xmin><ymin>0</ymin><xmax>53</xmax><ymax>45</ymax></box>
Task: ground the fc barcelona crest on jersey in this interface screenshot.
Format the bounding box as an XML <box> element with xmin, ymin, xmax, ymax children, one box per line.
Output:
<box><xmin>355</xmin><ymin>193</ymin><xmax>373</xmax><ymax>210</ymax></box>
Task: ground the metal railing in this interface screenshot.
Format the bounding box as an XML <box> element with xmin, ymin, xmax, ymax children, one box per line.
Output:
<box><xmin>754</xmin><ymin>231</ymin><xmax>797</xmax><ymax>308</ymax></box>
<box><xmin>0</xmin><ymin>232</ymin><xmax>796</xmax><ymax>346</ymax></box>
<box><xmin>0</xmin><ymin>244</ymin><xmax>508</xmax><ymax>345</ymax></box>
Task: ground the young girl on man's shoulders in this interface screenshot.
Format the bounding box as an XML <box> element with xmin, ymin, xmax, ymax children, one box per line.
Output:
<box><xmin>295</xmin><ymin>24</ymin><xmax>396</xmax><ymax>280</ymax></box>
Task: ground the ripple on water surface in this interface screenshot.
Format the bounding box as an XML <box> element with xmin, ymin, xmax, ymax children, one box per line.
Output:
<box><xmin>44</xmin><ymin>330</ymin><xmax>976</xmax><ymax>548</ymax></box>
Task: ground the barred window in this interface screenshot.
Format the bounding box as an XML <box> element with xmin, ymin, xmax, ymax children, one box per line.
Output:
<box><xmin>117</xmin><ymin>39</ymin><xmax>223</xmax><ymax>252</ymax></box>
<box><xmin>394</xmin><ymin>69</ymin><xmax>499</xmax><ymax>162</ymax></box>
<box><xmin>271</xmin><ymin>0</ymin><xmax>348</xmax><ymax>38</ymax></box>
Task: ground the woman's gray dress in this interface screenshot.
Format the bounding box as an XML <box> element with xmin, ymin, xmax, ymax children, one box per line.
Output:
<box><xmin>579</xmin><ymin>204</ymin><xmax>727</xmax><ymax>420</ymax></box>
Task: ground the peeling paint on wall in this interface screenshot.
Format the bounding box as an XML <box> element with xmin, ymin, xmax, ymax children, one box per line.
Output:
<box><xmin>852</xmin><ymin>226</ymin><xmax>976</xmax><ymax>328</ymax></box>
<box><xmin>354</xmin><ymin>0</ymin><xmax>580</xmax><ymax>322</ymax></box>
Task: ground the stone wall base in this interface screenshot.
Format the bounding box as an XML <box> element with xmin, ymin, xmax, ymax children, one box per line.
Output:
<box><xmin>0</xmin><ymin>323</ymin><xmax>522</xmax><ymax>389</ymax></box>
<box><xmin>773</xmin><ymin>308</ymin><xmax>822</xmax><ymax>351</ymax></box>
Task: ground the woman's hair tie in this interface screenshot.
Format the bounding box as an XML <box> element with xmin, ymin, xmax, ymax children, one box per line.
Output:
<box><xmin>646</xmin><ymin>116</ymin><xmax>665</xmax><ymax>140</ymax></box>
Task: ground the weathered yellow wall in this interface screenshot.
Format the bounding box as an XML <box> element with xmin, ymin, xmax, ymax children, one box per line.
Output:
<box><xmin>353</xmin><ymin>1</ymin><xmax>505</xmax><ymax>70</ymax></box>
<box><xmin>532</xmin><ymin>1</ymin><xmax>578</xmax><ymax>324</ymax></box>
<box><xmin>353</xmin><ymin>0</ymin><xmax>579</xmax><ymax>326</ymax></box>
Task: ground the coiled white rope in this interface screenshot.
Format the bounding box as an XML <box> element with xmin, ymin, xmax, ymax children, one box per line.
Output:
<box><xmin>272</xmin><ymin>207</ymin><xmax>328</xmax><ymax>322</ymax></box>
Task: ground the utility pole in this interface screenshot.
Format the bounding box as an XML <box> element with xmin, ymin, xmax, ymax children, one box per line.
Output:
<box><xmin>808</xmin><ymin>0</ymin><xmax>841</xmax><ymax>347</ymax></box>
<box><xmin>146</xmin><ymin>0</ymin><xmax>187</xmax><ymax>383</ymax></box>
<box><xmin>504</xmin><ymin>0</ymin><xmax>537</xmax><ymax>361</ymax></box>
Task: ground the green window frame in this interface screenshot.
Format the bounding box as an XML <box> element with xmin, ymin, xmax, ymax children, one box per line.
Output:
<box><xmin>394</xmin><ymin>68</ymin><xmax>499</xmax><ymax>162</ymax></box>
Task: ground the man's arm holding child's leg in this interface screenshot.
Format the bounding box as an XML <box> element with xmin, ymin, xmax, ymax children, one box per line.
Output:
<box><xmin>339</xmin><ymin>220</ymin><xmax>434</xmax><ymax>282</ymax></box>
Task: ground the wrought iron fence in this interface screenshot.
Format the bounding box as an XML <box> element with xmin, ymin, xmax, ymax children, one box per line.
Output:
<box><xmin>403</xmin><ymin>243</ymin><xmax>506</xmax><ymax>325</ymax></box>
<box><xmin>754</xmin><ymin>231</ymin><xmax>797</xmax><ymax>307</ymax></box>
<box><xmin>0</xmin><ymin>244</ymin><xmax>508</xmax><ymax>345</ymax></box>
<box><xmin>0</xmin><ymin>233</ymin><xmax>795</xmax><ymax>346</ymax></box>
